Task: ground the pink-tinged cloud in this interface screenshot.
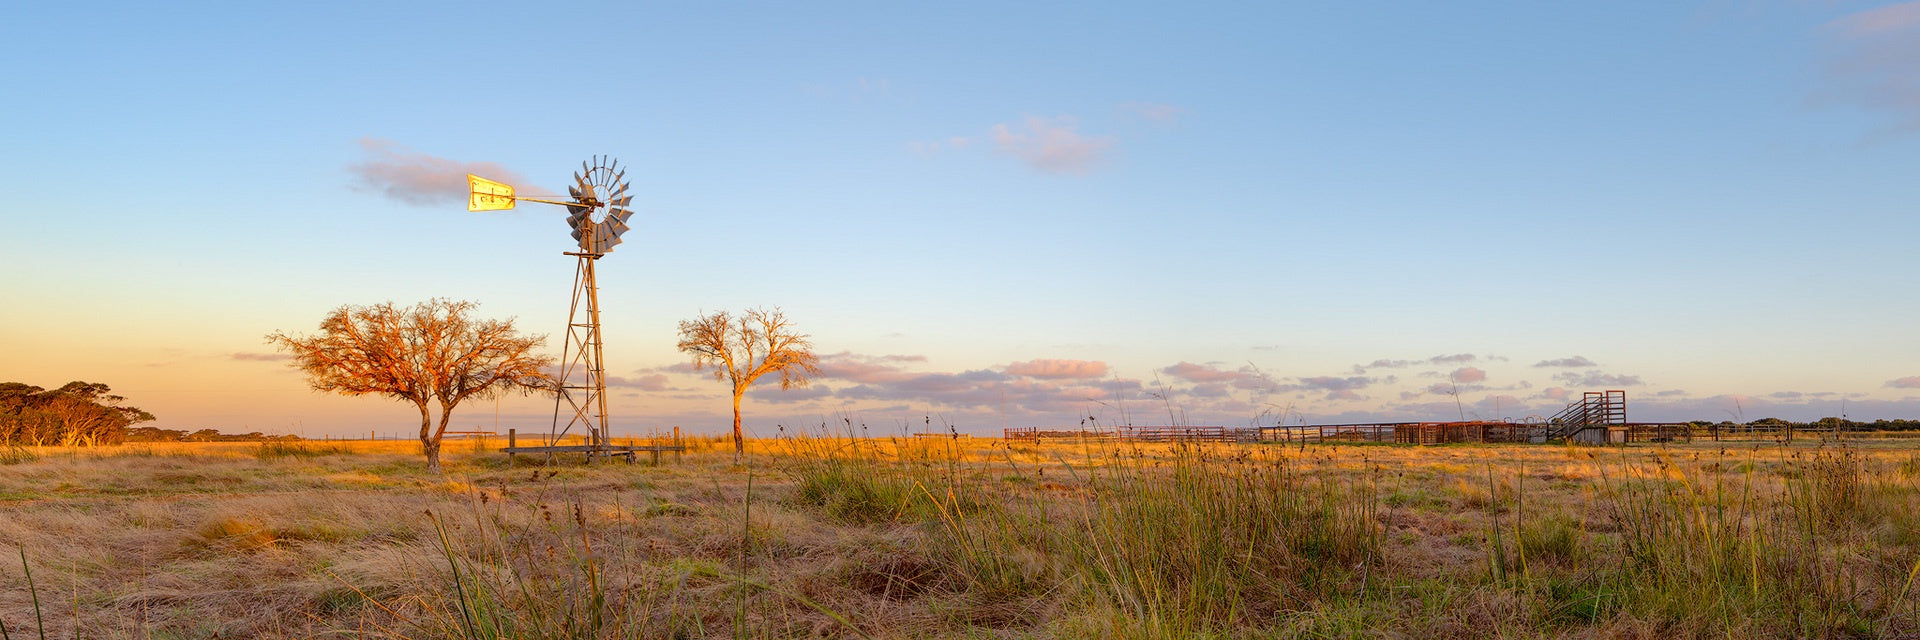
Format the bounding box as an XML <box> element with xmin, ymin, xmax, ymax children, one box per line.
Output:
<box><xmin>1187</xmin><ymin>383</ymin><xmax>1232</xmax><ymax>399</ymax></box>
<box><xmin>1819</xmin><ymin>3</ymin><xmax>1920</xmax><ymax>131</ymax></box>
<box><xmin>834</xmin><ymin>371</ymin><xmax>1137</xmax><ymax>414</ymax></box>
<box><xmin>747</xmin><ymin>383</ymin><xmax>836</xmax><ymax>405</ymax></box>
<box><xmin>1533</xmin><ymin>356</ymin><xmax>1596</xmax><ymax>368</ymax></box>
<box><xmin>1157</xmin><ymin>362</ymin><xmax>1282</xmax><ymax>392</ymax></box>
<box><xmin>1325</xmin><ymin>389</ymin><xmax>1364</xmax><ymax>401</ymax></box>
<box><xmin>1888</xmin><ymin>376</ymin><xmax>1920</xmax><ymax>389</ymax></box>
<box><xmin>1006</xmin><ymin>358</ymin><xmax>1109</xmax><ymax>380</ymax></box>
<box><xmin>654</xmin><ymin>361</ymin><xmax>707</xmax><ymax>375</ymax></box>
<box><xmin>1162</xmin><ymin>361</ymin><xmax>1243</xmax><ymax>383</ymax></box>
<box><xmin>347</xmin><ymin>138</ymin><xmax>527</xmax><ymax>206</ymax></box>
<box><xmin>1541</xmin><ymin>387</ymin><xmax>1570</xmax><ymax>401</ymax></box>
<box><xmin>1450</xmin><ymin>367</ymin><xmax>1487</xmax><ymax>383</ymax></box>
<box><xmin>1828</xmin><ymin>2</ymin><xmax>1920</xmax><ymax>37</ymax></box>
<box><xmin>991</xmin><ymin>115</ymin><xmax>1115</xmax><ymax>174</ymax></box>
<box><xmin>785</xmin><ymin>351</ymin><xmax>1148</xmax><ymax>414</ymax></box>
<box><xmin>231</xmin><ymin>352</ymin><xmax>293</xmax><ymax>362</ymax></box>
<box><xmin>815</xmin><ymin>352</ymin><xmax>923</xmax><ymax>384</ymax></box>
<box><xmin>606</xmin><ymin>374</ymin><xmax>672</xmax><ymax>392</ymax></box>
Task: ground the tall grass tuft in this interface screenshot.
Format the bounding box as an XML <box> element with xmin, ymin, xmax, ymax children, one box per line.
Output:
<box><xmin>1059</xmin><ymin>443</ymin><xmax>1381</xmax><ymax>633</ymax></box>
<box><xmin>1591</xmin><ymin>445</ymin><xmax>1906</xmax><ymax>636</ymax></box>
<box><xmin>13</xmin><ymin>546</ymin><xmax>47</xmax><ymax>640</ymax></box>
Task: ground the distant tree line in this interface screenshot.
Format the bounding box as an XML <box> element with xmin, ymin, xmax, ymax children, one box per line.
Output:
<box><xmin>124</xmin><ymin>427</ymin><xmax>302</xmax><ymax>443</ymax></box>
<box><xmin>1685</xmin><ymin>418</ymin><xmax>1920</xmax><ymax>431</ymax></box>
<box><xmin>0</xmin><ymin>381</ymin><xmax>154</xmax><ymax>446</ymax></box>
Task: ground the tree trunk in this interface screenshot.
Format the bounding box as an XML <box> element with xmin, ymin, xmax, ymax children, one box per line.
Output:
<box><xmin>731</xmin><ymin>389</ymin><xmax>745</xmax><ymax>462</ymax></box>
<box><xmin>418</xmin><ymin>401</ymin><xmax>441</xmax><ymax>474</ymax></box>
<box><xmin>429</xmin><ymin>401</ymin><xmax>463</xmax><ymax>474</ymax></box>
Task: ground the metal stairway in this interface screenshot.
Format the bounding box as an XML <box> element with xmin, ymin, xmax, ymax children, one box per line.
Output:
<box><xmin>1545</xmin><ymin>390</ymin><xmax>1626</xmax><ymax>441</ymax></box>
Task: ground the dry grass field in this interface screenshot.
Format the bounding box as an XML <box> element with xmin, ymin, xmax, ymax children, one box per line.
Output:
<box><xmin>2</xmin><ymin>433</ymin><xmax>1918</xmax><ymax>639</ymax></box>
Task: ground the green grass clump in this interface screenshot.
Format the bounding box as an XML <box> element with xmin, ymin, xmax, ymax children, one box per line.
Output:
<box><xmin>789</xmin><ymin>458</ymin><xmax>931</xmax><ymax>525</ymax></box>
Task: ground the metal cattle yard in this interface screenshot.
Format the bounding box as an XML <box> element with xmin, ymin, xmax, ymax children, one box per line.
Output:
<box><xmin>1004</xmin><ymin>391</ymin><xmax>1792</xmax><ymax>446</ymax></box>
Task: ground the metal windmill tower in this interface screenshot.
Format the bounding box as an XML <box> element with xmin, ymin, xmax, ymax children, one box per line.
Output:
<box><xmin>468</xmin><ymin>156</ymin><xmax>635</xmax><ymax>457</ymax></box>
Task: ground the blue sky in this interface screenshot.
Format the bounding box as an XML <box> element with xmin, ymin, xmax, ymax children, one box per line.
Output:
<box><xmin>3</xmin><ymin>1</ymin><xmax>1917</xmax><ymax>438</ymax></box>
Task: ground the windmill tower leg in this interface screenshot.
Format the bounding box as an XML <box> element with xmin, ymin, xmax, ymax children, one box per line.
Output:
<box><xmin>584</xmin><ymin>255</ymin><xmax>611</xmax><ymax>451</ymax></box>
<box><xmin>550</xmin><ymin>252</ymin><xmax>612</xmax><ymax>461</ymax></box>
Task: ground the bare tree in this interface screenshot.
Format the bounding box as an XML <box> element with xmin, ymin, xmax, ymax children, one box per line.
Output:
<box><xmin>267</xmin><ymin>299</ymin><xmax>553</xmax><ymax>473</ymax></box>
<box><xmin>676</xmin><ymin>307</ymin><xmax>821</xmax><ymax>459</ymax></box>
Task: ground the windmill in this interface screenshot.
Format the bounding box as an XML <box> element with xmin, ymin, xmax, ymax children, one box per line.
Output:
<box><xmin>468</xmin><ymin>156</ymin><xmax>636</xmax><ymax>461</ymax></box>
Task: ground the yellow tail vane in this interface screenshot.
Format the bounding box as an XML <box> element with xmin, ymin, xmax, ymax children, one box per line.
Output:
<box><xmin>467</xmin><ymin>174</ymin><xmax>516</xmax><ymax>211</ymax></box>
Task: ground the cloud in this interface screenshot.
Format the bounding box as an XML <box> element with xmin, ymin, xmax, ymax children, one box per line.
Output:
<box><xmin>1352</xmin><ymin>359</ymin><xmax>1412</xmax><ymax>372</ymax></box>
<box><xmin>347</xmin><ymin>138</ymin><xmax>527</xmax><ymax>206</ymax></box>
<box><xmin>1533</xmin><ymin>356</ymin><xmax>1597</xmax><ymax>368</ymax></box>
<box><xmin>231</xmin><ymin>352</ymin><xmax>292</xmax><ymax>362</ymax></box>
<box><xmin>1540</xmin><ymin>387</ymin><xmax>1570</xmax><ymax>401</ymax></box>
<box><xmin>1297</xmin><ymin>376</ymin><xmax>1372</xmax><ymax>392</ymax></box>
<box><xmin>747</xmin><ymin>383</ymin><xmax>836</xmax><ymax>404</ymax></box>
<box><xmin>1161</xmin><ymin>361</ymin><xmax>1244</xmax><ymax>383</ymax></box>
<box><xmin>1188</xmin><ymin>383</ymin><xmax>1233</xmax><ymax>398</ymax></box>
<box><xmin>1888</xmin><ymin>376</ymin><xmax>1920</xmax><ymax>389</ymax></box>
<box><xmin>1154</xmin><ymin>362</ymin><xmax>1290</xmax><ymax>394</ymax></box>
<box><xmin>1829</xmin><ymin>2</ymin><xmax>1920</xmax><ymax>37</ymax></box>
<box><xmin>1450</xmin><ymin>367</ymin><xmax>1487</xmax><ymax>383</ymax></box>
<box><xmin>798</xmin><ymin>351</ymin><xmax>1146</xmax><ymax>414</ymax></box>
<box><xmin>1352</xmin><ymin>353</ymin><xmax>1478</xmax><ymax>372</ymax></box>
<box><xmin>654</xmin><ymin>361</ymin><xmax>707</xmax><ymax>375</ymax></box>
<box><xmin>815</xmin><ymin>352</ymin><xmax>925</xmax><ymax>384</ymax></box>
<box><xmin>1818</xmin><ymin>2</ymin><xmax>1920</xmax><ymax>132</ymax></box>
<box><xmin>990</xmin><ymin>115</ymin><xmax>1115</xmax><ymax>174</ymax></box>
<box><xmin>834</xmin><ymin>370</ymin><xmax>1132</xmax><ymax>414</ymax></box>
<box><xmin>606</xmin><ymin>374</ymin><xmax>673</xmax><ymax>392</ymax></box>
<box><xmin>1553</xmin><ymin>371</ymin><xmax>1644</xmax><ymax>387</ymax></box>
<box><xmin>1119</xmin><ymin>101</ymin><xmax>1185</xmax><ymax>125</ymax></box>
<box><xmin>1006</xmin><ymin>359</ymin><xmax>1109</xmax><ymax>380</ymax></box>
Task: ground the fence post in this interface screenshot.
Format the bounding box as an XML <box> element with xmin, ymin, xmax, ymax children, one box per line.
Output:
<box><xmin>507</xmin><ymin>428</ymin><xmax>516</xmax><ymax>468</ymax></box>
